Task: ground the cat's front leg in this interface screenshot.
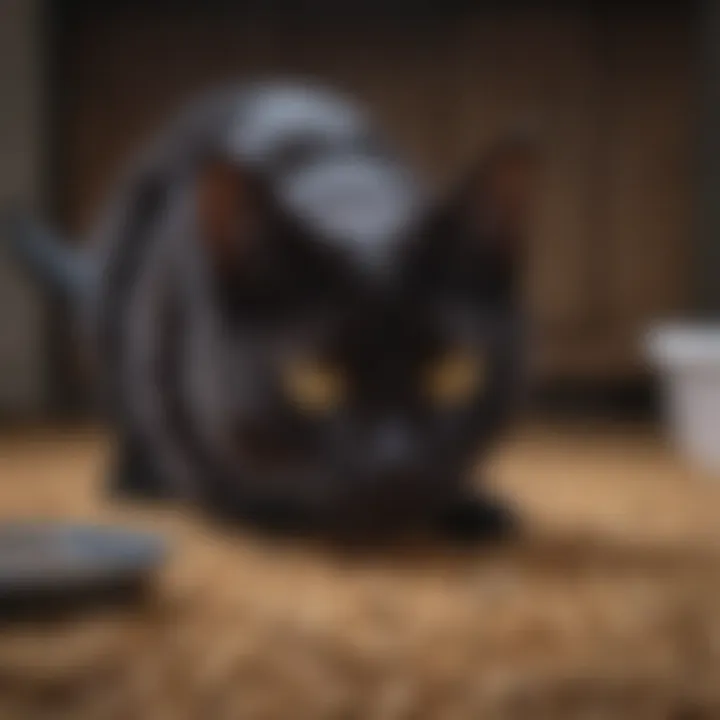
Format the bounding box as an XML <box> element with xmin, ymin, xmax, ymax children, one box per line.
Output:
<box><xmin>108</xmin><ymin>435</ymin><xmax>173</xmax><ymax>502</ymax></box>
<box><xmin>433</xmin><ymin>491</ymin><xmax>520</xmax><ymax>544</ymax></box>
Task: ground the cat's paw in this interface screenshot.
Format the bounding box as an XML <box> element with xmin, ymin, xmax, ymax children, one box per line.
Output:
<box><xmin>435</xmin><ymin>494</ymin><xmax>520</xmax><ymax>544</ymax></box>
<box><xmin>108</xmin><ymin>441</ymin><xmax>172</xmax><ymax>502</ymax></box>
<box><xmin>206</xmin><ymin>494</ymin><xmax>317</xmax><ymax>539</ymax></box>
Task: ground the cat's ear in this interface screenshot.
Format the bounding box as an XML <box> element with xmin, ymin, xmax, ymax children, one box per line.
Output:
<box><xmin>447</xmin><ymin>136</ymin><xmax>540</xmax><ymax>255</ymax></box>
<box><xmin>195</xmin><ymin>158</ymin><xmax>267</xmax><ymax>269</ymax></box>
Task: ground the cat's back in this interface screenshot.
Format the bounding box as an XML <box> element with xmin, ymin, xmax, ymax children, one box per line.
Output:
<box><xmin>84</xmin><ymin>79</ymin><xmax>380</xmax><ymax>352</ymax></box>
<box><xmin>87</xmin><ymin>78</ymin><xmax>373</xmax><ymax>261</ymax></box>
<box><xmin>120</xmin><ymin>78</ymin><xmax>372</xmax><ymax>183</ymax></box>
<box><xmin>89</xmin><ymin>77</ymin><xmax>418</xmax><ymax>304</ymax></box>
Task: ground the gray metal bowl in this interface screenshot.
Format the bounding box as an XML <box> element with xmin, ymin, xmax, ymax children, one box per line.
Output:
<box><xmin>0</xmin><ymin>522</ymin><xmax>168</xmax><ymax>616</ymax></box>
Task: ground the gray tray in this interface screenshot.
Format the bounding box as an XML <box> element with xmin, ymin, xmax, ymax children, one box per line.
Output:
<box><xmin>0</xmin><ymin>522</ymin><xmax>167</xmax><ymax>615</ymax></box>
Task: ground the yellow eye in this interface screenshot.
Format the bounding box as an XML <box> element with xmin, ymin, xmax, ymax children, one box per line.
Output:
<box><xmin>282</xmin><ymin>359</ymin><xmax>347</xmax><ymax>414</ymax></box>
<box><xmin>424</xmin><ymin>349</ymin><xmax>485</xmax><ymax>407</ymax></box>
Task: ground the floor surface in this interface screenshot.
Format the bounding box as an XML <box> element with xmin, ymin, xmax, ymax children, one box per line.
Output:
<box><xmin>0</xmin><ymin>423</ymin><xmax>719</xmax><ymax>718</ymax></box>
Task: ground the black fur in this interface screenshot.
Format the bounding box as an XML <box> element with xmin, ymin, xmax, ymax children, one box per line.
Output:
<box><xmin>5</xmin><ymin>80</ymin><xmax>535</xmax><ymax>544</ymax></box>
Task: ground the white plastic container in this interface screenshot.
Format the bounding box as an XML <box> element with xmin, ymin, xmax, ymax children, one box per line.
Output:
<box><xmin>646</xmin><ymin>324</ymin><xmax>720</xmax><ymax>473</ymax></box>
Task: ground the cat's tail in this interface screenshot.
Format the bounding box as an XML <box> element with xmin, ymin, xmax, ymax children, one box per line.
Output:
<box><xmin>0</xmin><ymin>207</ymin><xmax>94</xmax><ymax>301</ymax></box>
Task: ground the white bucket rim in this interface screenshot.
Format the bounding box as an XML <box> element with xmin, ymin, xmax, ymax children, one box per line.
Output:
<box><xmin>645</xmin><ymin>322</ymin><xmax>720</xmax><ymax>368</ymax></box>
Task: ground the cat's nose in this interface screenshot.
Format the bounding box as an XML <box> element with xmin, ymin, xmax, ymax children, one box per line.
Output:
<box><xmin>364</xmin><ymin>420</ymin><xmax>420</xmax><ymax>485</ymax></box>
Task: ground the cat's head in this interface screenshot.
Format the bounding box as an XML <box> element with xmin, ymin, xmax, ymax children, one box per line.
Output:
<box><xmin>191</xmin><ymin>123</ymin><xmax>538</xmax><ymax>531</ymax></box>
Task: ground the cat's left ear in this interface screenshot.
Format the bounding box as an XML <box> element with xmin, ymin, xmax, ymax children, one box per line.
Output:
<box><xmin>195</xmin><ymin>157</ymin><xmax>268</xmax><ymax>271</ymax></box>
<box><xmin>447</xmin><ymin>136</ymin><xmax>540</xmax><ymax>255</ymax></box>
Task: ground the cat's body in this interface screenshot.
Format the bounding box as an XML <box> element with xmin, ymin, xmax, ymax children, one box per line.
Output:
<box><xmin>5</xmin><ymin>80</ymin><xmax>536</xmax><ymax>541</ymax></box>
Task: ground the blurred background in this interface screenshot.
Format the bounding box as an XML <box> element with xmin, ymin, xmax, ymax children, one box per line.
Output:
<box><xmin>0</xmin><ymin>0</ymin><xmax>713</xmax><ymax>426</ymax></box>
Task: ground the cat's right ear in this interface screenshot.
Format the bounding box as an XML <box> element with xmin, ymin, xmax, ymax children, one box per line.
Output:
<box><xmin>444</xmin><ymin>136</ymin><xmax>540</xmax><ymax>260</ymax></box>
<box><xmin>194</xmin><ymin>158</ymin><xmax>267</xmax><ymax>271</ymax></box>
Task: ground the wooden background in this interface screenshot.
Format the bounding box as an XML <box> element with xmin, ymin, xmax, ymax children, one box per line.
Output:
<box><xmin>52</xmin><ymin>1</ymin><xmax>695</xmax><ymax>387</ymax></box>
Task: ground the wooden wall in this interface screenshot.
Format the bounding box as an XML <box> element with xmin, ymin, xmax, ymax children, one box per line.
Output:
<box><xmin>54</xmin><ymin>1</ymin><xmax>695</xmax><ymax>385</ymax></box>
<box><xmin>0</xmin><ymin>0</ymin><xmax>47</xmax><ymax>416</ymax></box>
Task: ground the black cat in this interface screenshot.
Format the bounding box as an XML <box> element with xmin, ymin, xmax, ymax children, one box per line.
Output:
<box><xmin>4</xmin><ymin>80</ymin><xmax>537</xmax><ymax>542</ymax></box>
